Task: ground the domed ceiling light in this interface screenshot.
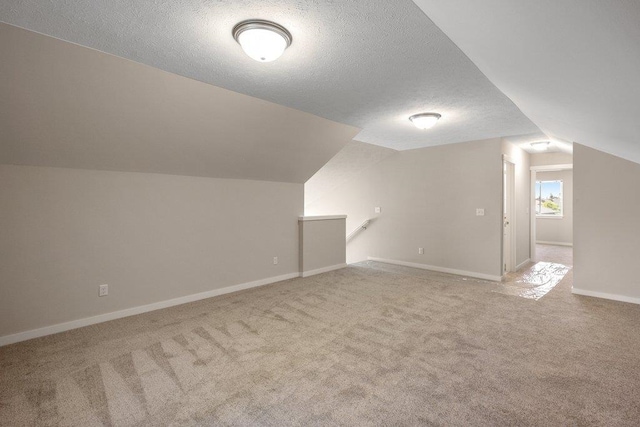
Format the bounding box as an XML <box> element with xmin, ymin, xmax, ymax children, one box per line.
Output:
<box><xmin>409</xmin><ymin>113</ymin><xmax>442</xmax><ymax>130</ymax></box>
<box><xmin>530</xmin><ymin>141</ymin><xmax>550</xmax><ymax>151</ymax></box>
<box><xmin>232</xmin><ymin>20</ymin><xmax>292</xmax><ymax>62</ymax></box>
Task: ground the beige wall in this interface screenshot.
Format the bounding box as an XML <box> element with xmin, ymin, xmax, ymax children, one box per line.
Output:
<box><xmin>536</xmin><ymin>170</ymin><xmax>573</xmax><ymax>245</ymax></box>
<box><xmin>574</xmin><ymin>144</ymin><xmax>640</xmax><ymax>301</ymax></box>
<box><xmin>0</xmin><ymin>23</ymin><xmax>359</xmax><ymax>184</ymax></box>
<box><xmin>299</xmin><ymin>218</ymin><xmax>346</xmax><ymax>275</ymax></box>
<box><xmin>306</xmin><ymin>138</ymin><xmax>504</xmax><ymax>279</ymax></box>
<box><xmin>0</xmin><ymin>165</ymin><xmax>303</xmax><ymax>338</ymax></box>
<box><xmin>501</xmin><ymin>140</ymin><xmax>532</xmax><ymax>267</ymax></box>
<box><xmin>530</xmin><ymin>152</ymin><xmax>573</xmax><ymax>167</ymax></box>
<box><xmin>305</xmin><ymin>141</ymin><xmax>396</xmax><ymax>208</ymax></box>
<box><xmin>305</xmin><ymin>158</ymin><xmax>385</xmax><ymax>264</ymax></box>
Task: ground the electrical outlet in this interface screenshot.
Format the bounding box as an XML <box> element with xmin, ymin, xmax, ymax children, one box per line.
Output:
<box><xmin>99</xmin><ymin>284</ymin><xmax>108</xmax><ymax>297</ymax></box>
<box><xmin>476</xmin><ymin>208</ymin><xmax>485</xmax><ymax>216</ymax></box>
<box><xmin>418</xmin><ymin>247</ymin><xmax>424</xmax><ymax>255</ymax></box>
<box><xmin>374</xmin><ymin>207</ymin><xmax>381</xmax><ymax>214</ymax></box>
<box><xmin>273</xmin><ymin>256</ymin><xmax>278</xmax><ymax>265</ymax></box>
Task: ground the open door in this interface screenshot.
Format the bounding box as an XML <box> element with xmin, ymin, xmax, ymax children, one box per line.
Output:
<box><xmin>503</xmin><ymin>157</ymin><xmax>516</xmax><ymax>275</ymax></box>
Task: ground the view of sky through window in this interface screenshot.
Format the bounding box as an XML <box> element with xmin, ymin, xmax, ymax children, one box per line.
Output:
<box><xmin>535</xmin><ymin>180</ymin><xmax>563</xmax><ymax>216</ymax></box>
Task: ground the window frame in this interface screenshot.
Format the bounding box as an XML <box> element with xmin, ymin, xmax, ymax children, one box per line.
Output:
<box><xmin>535</xmin><ymin>179</ymin><xmax>564</xmax><ymax>219</ymax></box>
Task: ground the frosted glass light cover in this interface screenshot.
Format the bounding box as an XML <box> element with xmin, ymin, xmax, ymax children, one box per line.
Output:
<box><xmin>530</xmin><ymin>141</ymin><xmax>550</xmax><ymax>151</ymax></box>
<box><xmin>237</xmin><ymin>27</ymin><xmax>288</xmax><ymax>62</ymax></box>
<box><xmin>409</xmin><ymin>113</ymin><xmax>441</xmax><ymax>129</ymax></box>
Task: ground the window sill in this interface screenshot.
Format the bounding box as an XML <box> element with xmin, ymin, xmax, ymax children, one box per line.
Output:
<box><xmin>536</xmin><ymin>215</ymin><xmax>564</xmax><ymax>219</ymax></box>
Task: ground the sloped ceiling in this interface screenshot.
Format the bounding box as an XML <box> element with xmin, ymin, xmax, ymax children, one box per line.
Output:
<box><xmin>0</xmin><ymin>0</ymin><xmax>539</xmax><ymax>151</ymax></box>
<box><xmin>413</xmin><ymin>0</ymin><xmax>640</xmax><ymax>164</ymax></box>
<box><xmin>0</xmin><ymin>24</ymin><xmax>359</xmax><ymax>183</ymax></box>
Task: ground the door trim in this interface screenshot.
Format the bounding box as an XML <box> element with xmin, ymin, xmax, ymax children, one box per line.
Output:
<box><xmin>503</xmin><ymin>155</ymin><xmax>516</xmax><ymax>275</ymax></box>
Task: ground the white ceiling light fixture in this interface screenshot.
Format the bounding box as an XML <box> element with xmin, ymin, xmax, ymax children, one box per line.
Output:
<box><xmin>232</xmin><ymin>20</ymin><xmax>292</xmax><ymax>63</ymax></box>
<box><xmin>409</xmin><ymin>113</ymin><xmax>442</xmax><ymax>130</ymax></box>
<box><xmin>530</xmin><ymin>141</ymin><xmax>551</xmax><ymax>151</ymax></box>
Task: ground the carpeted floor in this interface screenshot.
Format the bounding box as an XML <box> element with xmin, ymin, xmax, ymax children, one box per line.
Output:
<box><xmin>1</xmin><ymin>260</ymin><xmax>639</xmax><ymax>426</ymax></box>
<box><xmin>535</xmin><ymin>243</ymin><xmax>573</xmax><ymax>266</ymax></box>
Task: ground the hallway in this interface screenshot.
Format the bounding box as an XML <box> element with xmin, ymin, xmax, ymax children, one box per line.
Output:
<box><xmin>535</xmin><ymin>243</ymin><xmax>572</xmax><ymax>266</ymax></box>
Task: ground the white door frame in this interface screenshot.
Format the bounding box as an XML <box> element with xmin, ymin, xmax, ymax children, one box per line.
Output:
<box><xmin>530</xmin><ymin>163</ymin><xmax>573</xmax><ymax>262</ymax></box>
<box><xmin>503</xmin><ymin>155</ymin><xmax>516</xmax><ymax>275</ymax></box>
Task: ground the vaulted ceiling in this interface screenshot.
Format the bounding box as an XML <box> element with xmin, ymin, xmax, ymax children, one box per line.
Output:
<box><xmin>0</xmin><ymin>0</ymin><xmax>539</xmax><ymax>152</ymax></box>
<box><xmin>413</xmin><ymin>0</ymin><xmax>640</xmax><ymax>163</ymax></box>
<box><xmin>0</xmin><ymin>24</ymin><xmax>359</xmax><ymax>183</ymax></box>
<box><xmin>4</xmin><ymin>0</ymin><xmax>636</xmax><ymax>177</ymax></box>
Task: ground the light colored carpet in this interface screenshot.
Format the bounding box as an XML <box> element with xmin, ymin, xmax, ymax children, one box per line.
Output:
<box><xmin>1</xmin><ymin>261</ymin><xmax>639</xmax><ymax>426</ymax></box>
<box><xmin>536</xmin><ymin>243</ymin><xmax>573</xmax><ymax>266</ymax></box>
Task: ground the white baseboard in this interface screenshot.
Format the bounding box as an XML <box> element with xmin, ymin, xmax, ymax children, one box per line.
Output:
<box><xmin>516</xmin><ymin>258</ymin><xmax>531</xmax><ymax>270</ymax></box>
<box><xmin>301</xmin><ymin>263</ymin><xmax>347</xmax><ymax>278</ymax></box>
<box><xmin>572</xmin><ymin>288</ymin><xmax>640</xmax><ymax>305</ymax></box>
<box><xmin>0</xmin><ymin>272</ymin><xmax>300</xmax><ymax>347</ymax></box>
<box><xmin>537</xmin><ymin>241</ymin><xmax>573</xmax><ymax>247</ymax></box>
<box><xmin>367</xmin><ymin>257</ymin><xmax>502</xmax><ymax>282</ymax></box>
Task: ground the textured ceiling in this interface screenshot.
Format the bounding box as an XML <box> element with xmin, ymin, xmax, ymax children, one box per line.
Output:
<box><xmin>412</xmin><ymin>0</ymin><xmax>640</xmax><ymax>163</ymax></box>
<box><xmin>502</xmin><ymin>134</ymin><xmax>573</xmax><ymax>155</ymax></box>
<box><xmin>0</xmin><ymin>24</ymin><xmax>359</xmax><ymax>183</ymax></box>
<box><xmin>0</xmin><ymin>0</ymin><xmax>540</xmax><ymax>150</ymax></box>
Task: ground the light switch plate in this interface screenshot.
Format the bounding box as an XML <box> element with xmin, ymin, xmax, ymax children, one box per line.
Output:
<box><xmin>374</xmin><ymin>207</ymin><xmax>381</xmax><ymax>214</ymax></box>
<box><xmin>476</xmin><ymin>208</ymin><xmax>485</xmax><ymax>216</ymax></box>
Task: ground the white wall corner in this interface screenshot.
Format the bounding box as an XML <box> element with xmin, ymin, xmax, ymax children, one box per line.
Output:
<box><xmin>301</xmin><ymin>263</ymin><xmax>348</xmax><ymax>278</ymax></box>
<box><xmin>516</xmin><ymin>258</ymin><xmax>531</xmax><ymax>271</ymax></box>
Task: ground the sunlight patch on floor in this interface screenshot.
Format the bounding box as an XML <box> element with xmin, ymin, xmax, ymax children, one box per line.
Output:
<box><xmin>494</xmin><ymin>262</ymin><xmax>571</xmax><ymax>300</ymax></box>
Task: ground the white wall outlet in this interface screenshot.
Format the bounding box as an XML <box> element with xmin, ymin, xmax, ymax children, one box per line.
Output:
<box><xmin>476</xmin><ymin>208</ymin><xmax>485</xmax><ymax>216</ymax></box>
<box><xmin>374</xmin><ymin>207</ymin><xmax>381</xmax><ymax>214</ymax></box>
<box><xmin>273</xmin><ymin>256</ymin><xmax>278</xmax><ymax>265</ymax></box>
<box><xmin>418</xmin><ymin>247</ymin><xmax>424</xmax><ymax>255</ymax></box>
<box><xmin>99</xmin><ymin>284</ymin><xmax>108</xmax><ymax>297</ymax></box>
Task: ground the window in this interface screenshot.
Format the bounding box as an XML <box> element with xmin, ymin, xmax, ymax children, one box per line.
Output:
<box><xmin>535</xmin><ymin>180</ymin><xmax>563</xmax><ymax>217</ymax></box>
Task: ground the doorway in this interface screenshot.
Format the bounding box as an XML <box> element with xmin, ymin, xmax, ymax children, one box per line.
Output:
<box><xmin>503</xmin><ymin>157</ymin><xmax>516</xmax><ymax>275</ymax></box>
<box><xmin>530</xmin><ymin>163</ymin><xmax>573</xmax><ymax>263</ymax></box>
